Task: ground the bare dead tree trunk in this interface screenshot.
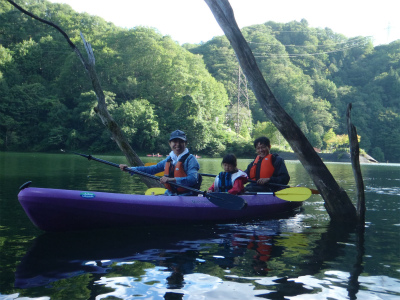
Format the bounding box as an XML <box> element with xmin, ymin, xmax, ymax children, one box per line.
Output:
<box><xmin>7</xmin><ymin>0</ymin><xmax>162</xmax><ymax>188</ymax></box>
<box><xmin>204</xmin><ymin>0</ymin><xmax>357</xmax><ymax>221</ymax></box>
<box><xmin>345</xmin><ymin>104</ymin><xmax>366</xmax><ymax>298</ymax></box>
<box><xmin>346</xmin><ymin>104</ymin><xmax>366</xmax><ymax>225</ymax></box>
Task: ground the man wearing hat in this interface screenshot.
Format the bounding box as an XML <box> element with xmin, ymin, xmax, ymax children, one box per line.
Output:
<box><xmin>120</xmin><ymin>130</ymin><xmax>200</xmax><ymax>196</ymax></box>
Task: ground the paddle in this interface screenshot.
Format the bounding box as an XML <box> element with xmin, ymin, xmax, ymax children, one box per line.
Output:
<box><xmin>140</xmin><ymin>164</ymin><xmax>316</xmax><ymax>200</ymax></box>
<box><xmin>65</xmin><ymin>150</ymin><xmax>247</xmax><ymax>210</ymax></box>
<box><xmin>145</xmin><ymin>186</ymin><xmax>311</xmax><ymax>201</ymax></box>
<box><xmin>244</xmin><ymin>187</ymin><xmax>311</xmax><ymax>202</ymax></box>
<box><xmin>141</xmin><ymin>166</ymin><xmax>314</xmax><ymax>201</ymax></box>
<box><xmin>275</xmin><ymin>187</ymin><xmax>311</xmax><ymax>201</ymax></box>
<box><xmin>199</xmin><ymin>172</ymin><xmax>320</xmax><ymax>195</ymax></box>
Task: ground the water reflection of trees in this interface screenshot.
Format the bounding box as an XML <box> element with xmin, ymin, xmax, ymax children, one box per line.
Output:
<box><xmin>13</xmin><ymin>220</ymin><xmax>364</xmax><ymax>299</ymax></box>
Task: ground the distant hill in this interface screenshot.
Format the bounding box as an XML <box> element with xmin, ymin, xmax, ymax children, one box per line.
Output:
<box><xmin>187</xmin><ymin>20</ymin><xmax>399</xmax><ymax>162</ymax></box>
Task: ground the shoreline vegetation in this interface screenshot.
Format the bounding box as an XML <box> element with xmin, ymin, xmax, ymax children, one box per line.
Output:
<box><xmin>277</xmin><ymin>151</ymin><xmax>378</xmax><ymax>164</ymax></box>
<box><xmin>138</xmin><ymin>150</ymin><xmax>379</xmax><ymax>163</ymax></box>
<box><xmin>144</xmin><ymin>151</ymin><xmax>379</xmax><ymax>163</ymax></box>
<box><xmin>1</xmin><ymin>150</ymin><xmax>379</xmax><ymax>163</ymax></box>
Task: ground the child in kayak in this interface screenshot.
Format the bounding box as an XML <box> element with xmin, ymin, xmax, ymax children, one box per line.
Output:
<box><xmin>207</xmin><ymin>154</ymin><xmax>248</xmax><ymax>195</ymax></box>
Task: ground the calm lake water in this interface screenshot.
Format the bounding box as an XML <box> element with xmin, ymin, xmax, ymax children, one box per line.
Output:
<box><xmin>0</xmin><ymin>152</ymin><xmax>399</xmax><ymax>300</ymax></box>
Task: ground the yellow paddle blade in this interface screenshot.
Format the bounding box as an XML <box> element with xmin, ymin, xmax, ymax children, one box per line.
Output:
<box><xmin>275</xmin><ymin>187</ymin><xmax>312</xmax><ymax>202</ymax></box>
<box><xmin>145</xmin><ymin>188</ymin><xmax>167</xmax><ymax>195</ymax></box>
<box><xmin>144</xmin><ymin>162</ymin><xmax>164</xmax><ymax>176</ymax></box>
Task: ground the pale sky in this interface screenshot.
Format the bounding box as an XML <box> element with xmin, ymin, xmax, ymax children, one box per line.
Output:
<box><xmin>47</xmin><ymin>0</ymin><xmax>399</xmax><ymax>46</ymax></box>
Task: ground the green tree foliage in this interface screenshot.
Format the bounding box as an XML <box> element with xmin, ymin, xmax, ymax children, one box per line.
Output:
<box><xmin>113</xmin><ymin>99</ymin><xmax>160</xmax><ymax>150</ymax></box>
<box><xmin>372</xmin><ymin>110</ymin><xmax>400</xmax><ymax>162</ymax></box>
<box><xmin>252</xmin><ymin>121</ymin><xmax>290</xmax><ymax>150</ymax></box>
<box><xmin>190</xmin><ymin>20</ymin><xmax>399</xmax><ymax>162</ymax></box>
<box><xmin>0</xmin><ymin>1</ymin><xmax>399</xmax><ymax>162</ymax></box>
<box><xmin>371</xmin><ymin>147</ymin><xmax>385</xmax><ymax>162</ymax></box>
<box><xmin>0</xmin><ymin>0</ymin><xmax>229</xmax><ymax>154</ymax></box>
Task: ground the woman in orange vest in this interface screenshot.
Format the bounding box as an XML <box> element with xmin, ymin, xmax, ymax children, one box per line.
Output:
<box><xmin>119</xmin><ymin>130</ymin><xmax>200</xmax><ymax>196</ymax></box>
<box><xmin>244</xmin><ymin>136</ymin><xmax>290</xmax><ymax>192</ymax></box>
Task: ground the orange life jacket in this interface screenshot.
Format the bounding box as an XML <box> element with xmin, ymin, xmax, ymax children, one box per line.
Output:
<box><xmin>164</xmin><ymin>153</ymin><xmax>190</xmax><ymax>193</ymax></box>
<box><xmin>249</xmin><ymin>154</ymin><xmax>275</xmax><ymax>180</ymax></box>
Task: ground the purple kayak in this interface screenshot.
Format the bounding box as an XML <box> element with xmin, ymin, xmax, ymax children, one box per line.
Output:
<box><xmin>18</xmin><ymin>184</ymin><xmax>302</xmax><ymax>232</ymax></box>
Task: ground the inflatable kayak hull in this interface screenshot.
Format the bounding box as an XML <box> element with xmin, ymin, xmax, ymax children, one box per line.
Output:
<box><xmin>18</xmin><ymin>186</ymin><xmax>302</xmax><ymax>231</ymax></box>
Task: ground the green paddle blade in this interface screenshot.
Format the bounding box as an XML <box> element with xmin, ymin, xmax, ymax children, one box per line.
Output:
<box><xmin>206</xmin><ymin>192</ymin><xmax>247</xmax><ymax>210</ymax></box>
<box><xmin>275</xmin><ymin>187</ymin><xmax>312</xmax><ymax>202</ymax></box>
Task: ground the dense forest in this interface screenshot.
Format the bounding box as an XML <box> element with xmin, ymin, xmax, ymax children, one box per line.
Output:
<box><xmin>1</xmin><ymin>0</ymin><xmax>399</xmax><ymax>162</ymax></box>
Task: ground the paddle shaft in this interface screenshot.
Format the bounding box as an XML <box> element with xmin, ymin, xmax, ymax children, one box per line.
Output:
<box><xmin>199</xmin><ymin>172</ymin><xmax>319</xmax><ymax>194</ymax></box>
<box><xmin>201</xmin><ymin>172</ymin><xmax>286</xmax><ymax>185</ymax></box>
<box><xmin>200</xmin><ymin>172</ymin><xmax>290</xmax><ymax>188</ymax></box>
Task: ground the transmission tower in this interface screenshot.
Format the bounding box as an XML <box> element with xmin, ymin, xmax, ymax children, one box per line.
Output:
<box><xmin>235</xmin><ymin>65</ymin><xmax>250</xmax><ymax>135</ymax></box>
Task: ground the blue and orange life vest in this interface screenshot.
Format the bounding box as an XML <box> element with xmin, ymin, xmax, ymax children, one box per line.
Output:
<box><xmin>216</xmin><ymin>172</ymin><xmax>233</xmax><ymax>192</ymax></box>
<box><xmin>164</xmin><ymin>153</ymin><xmax>190</xmax><ymax>193</ymax></box>
<box><xmin>214</xmin><ymin>170</ymin><xmax>247</xmax><ymax>192</ymax></box>
<box><xmin>249</xmin><ymin>154</ymin><xmax>275</xmax><ymax>181</ymax></box>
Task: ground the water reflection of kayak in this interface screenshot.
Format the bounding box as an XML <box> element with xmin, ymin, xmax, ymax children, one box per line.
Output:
<box><xmin>14</xmin><ymin>227</ymin><xmax>202</xmax><ymax>288</ymax></box>
<box><xmin>14</xmin><ymin>221</ymin><xmax>284</xmax><ymax>289</ymax></box>
<box><xmin>18</xmin><ymin>184</ymin><xmax>302</xmax><ymax>232</ymax></box>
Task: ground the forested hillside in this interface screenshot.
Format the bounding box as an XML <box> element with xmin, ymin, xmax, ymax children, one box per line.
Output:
<box><xmin>1</xmin><ymin>1</ymin><xmax>399</xmax><ymax>162</ymax></box>
<box><xmin>187</xmin><ymin>20</ymin><xmax>400</xmax><ymax>162</ymax></box>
